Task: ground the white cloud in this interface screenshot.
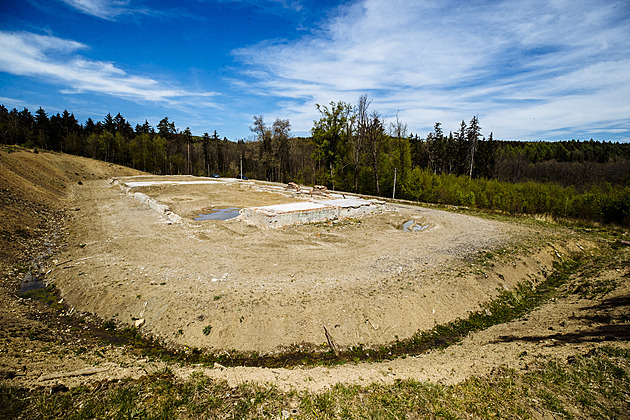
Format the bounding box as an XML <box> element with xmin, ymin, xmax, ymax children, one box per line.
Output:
<box><xmin>210</xmin><ymin>0</ymin><xmax>305</xmax><ymax>13</ymax></box>
<box><xmin>0</xmin><ymin>97</ymin><xmax>28</xmax><ymax>108</ymax></box>
<box><xmin>234</xmin><ymin>0</ymin><xmax>630</xmax><ymax>140</ymax></box>
<box><xmin>60</xmin><ymin>0</ymin><xmax>133</xmax><ymax>20</ymax></box>
<box><xmin>0</xmin><ymin>31</ymin><xmax>218</xmax><ymax>105</ymax></box>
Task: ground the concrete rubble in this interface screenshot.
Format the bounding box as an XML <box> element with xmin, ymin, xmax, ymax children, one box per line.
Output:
<box><xmin>310</xmin><ymin>185</ymin><xmax>330</xmax><ymax>196</ymax></box>
<box><xmin>286</xmin><ymin>181</ymin><xmax>300</xmax><ymax>192</ymax></box>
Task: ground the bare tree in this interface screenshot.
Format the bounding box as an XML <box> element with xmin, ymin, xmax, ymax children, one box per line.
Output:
<box><xmin>352</xmin><ymin>94</ymin><xmax>371</xmax><ymax>192</ymax></box>
<box><xmin>272</xmin><ymin>118</ymin><xmax>291</xmax><ymax>182</ymax></box>
<box><xmin>251</xmin><ymin>115</ymin><xmax>273</xmax><ymax>181</ymax></box>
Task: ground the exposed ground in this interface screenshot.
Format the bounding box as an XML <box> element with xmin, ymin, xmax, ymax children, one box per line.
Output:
<box><xmin>50</xmin><ymin>174</ymin><xmax>550</xmax><ymax>354</ymax></box>
<box><xmin>1</xmin><ymin>147</ymin><xmax>628</xmax><ymax>406</ymax></box>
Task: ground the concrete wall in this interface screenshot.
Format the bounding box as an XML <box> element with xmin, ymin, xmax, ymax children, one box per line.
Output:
<box><xmin>241</xmin><ymin>198</ymin><xmax>385</xmax><ymax>228</ymax></box>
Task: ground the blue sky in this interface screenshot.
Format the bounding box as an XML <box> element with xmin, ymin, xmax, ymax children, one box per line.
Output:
<box><xmin>1</xmin><ymin>0</ymin><xmax>629</xmax><ymax>142</ymax></box>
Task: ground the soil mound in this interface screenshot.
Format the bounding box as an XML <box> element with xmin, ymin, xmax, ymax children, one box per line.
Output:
<box><xmin>0</xmin><ymin>148</ymin><xmax>142</xmax><ymax>264</ymax></box>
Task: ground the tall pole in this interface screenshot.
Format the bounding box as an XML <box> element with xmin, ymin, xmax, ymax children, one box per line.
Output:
<box><xmin>240</xmin><ymin>154</ymin><xmax>243</xmax><ymax>179</ymax></box>
<box><xmin>392</xmin><ymin>167</ymin><xmax>397</xmax><ymax>199</ymax></box>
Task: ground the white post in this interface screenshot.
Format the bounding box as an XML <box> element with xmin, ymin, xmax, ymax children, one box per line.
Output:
<box><xmin>393</xmin><ymin>167</ymin><xmax>397</xmax><ymax>199</ymax></box>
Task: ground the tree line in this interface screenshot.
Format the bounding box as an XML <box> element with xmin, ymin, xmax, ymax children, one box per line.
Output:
<box><xmin>0</xmin><ymin>105</ymin><xmax>320</xmax><ymax>182</ymax></box>
<box><xmin>1</xmin><ymin>102</ymin><xmax>629</xmax><ymax>225</ymax></box>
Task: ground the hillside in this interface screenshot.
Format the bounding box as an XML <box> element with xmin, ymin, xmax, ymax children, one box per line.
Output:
<box><xmin>0</xmin><ymin>147</ymin><xmax>142</xmax><ymax>264</ymax></box>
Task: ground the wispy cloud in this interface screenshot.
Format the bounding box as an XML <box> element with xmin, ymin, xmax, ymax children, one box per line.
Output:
<box><xmin>58</xmin><ymin>0</ymin><xmax>214</xmax><ymax>24</ymax></box>
<box><xmin>60</xmin><ymin>0</ymin><xmax>137</xmax><ymax>20</ymax></box>
<box><xmin>0</xmin><ymin>96</ymin><xmax>28</xmax><ymax>108</ymax></box>
<box><xmin>0</xmin><ymin>31</ymin><xmax>218</xmax><ymax>105</ymax></box>
<box><xmin>211</xmin><ymin>0</ymin><xmax>305</xmax><ymax>13</ymax></box>
<box><xmin>234</xmin><ymin>0</ymin><xmax>630</xmax><ymax>140</ymax></box>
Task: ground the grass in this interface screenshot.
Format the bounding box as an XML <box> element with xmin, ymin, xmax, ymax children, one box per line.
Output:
<box><xmin>2</xmin><ymin>347</ymin><xmax>628</xmax><ymax>419</ymax></box>
<box><xmin>20</xmin><ymin>284</ymin><xmax>65</xmax><ymax>311</ymax></box>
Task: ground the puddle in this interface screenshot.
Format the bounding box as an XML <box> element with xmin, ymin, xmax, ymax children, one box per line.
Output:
<box><xmin>20</xmin><ymin>271</ymin><xmax>45</xmax><ymax>294</ymax></box>
<box><xmin>400</xmin><ymin>220</ymin><xmax>429</xmax><ymax>232</ymax></box>
<box><xmin>20</xmin><ymin>231</ymin><xmax>57</xmax><ymax>295</ymax></box>
<box><xmin>195</xmin><ymin>207</ymin><xmax>241</xmax><ymax>221</ymax></box>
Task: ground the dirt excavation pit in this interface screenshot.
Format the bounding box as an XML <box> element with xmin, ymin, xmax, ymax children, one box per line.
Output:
<box><xmin>49</xmin><ymin>175</ymin><xmax>569</xmax><ymax>354</ymax></box>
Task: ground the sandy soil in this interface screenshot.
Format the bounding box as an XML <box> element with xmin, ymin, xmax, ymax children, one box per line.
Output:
<box><xmin>48</xmin><ymin>174</ymin><xmax>560</xmax><ymax>354</ymax></box>
<box><xmin>180</xmin><ymin>279</ymin><xmax>630</xmax><ymax>392</ymax></box>
<box><xmin>1</xmin><ymin>148</ymin><xmax>628</xmax><ymax>393</ymax></box>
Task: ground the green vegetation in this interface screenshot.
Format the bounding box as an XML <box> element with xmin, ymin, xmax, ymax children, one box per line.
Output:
<box><xmin>402</xmin><ymin>168</ymin><xmax>630</xmax><ymax>225</ymax></box>
<box><xmin>19</xmin><ymin>284</ymin><xmax>65</xmax><ymax>311</ymax></box>
<box><xmin>1</xmin><ymin>347</ymin><xmax>628</xmax><ymax>419</ymax></box>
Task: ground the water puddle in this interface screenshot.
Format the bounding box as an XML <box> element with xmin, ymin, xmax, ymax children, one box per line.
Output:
<box><xmin>20</xmin><ymin>231</ymin><xmax>57</xmax><ymax>295</ymax></box>
<box><xmin>400</xmin><ymin>220</ymin><xmax>429</xmax><ymax>232</ymax></box>
<box><xmin>195</xmin><ymin>207</ymin><xmax>241</xmax><ymax>221</ymax></box>
<box><xmin>20</xmin><ymin>271</ymin><xmax>46</xmax><ymax>294</ymax></box>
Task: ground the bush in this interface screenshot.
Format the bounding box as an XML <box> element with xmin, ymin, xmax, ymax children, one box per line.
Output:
<box><xmin>399</xmin><ymin>168</ymin><xmax>629</xmax><ymax>226</ymax></box>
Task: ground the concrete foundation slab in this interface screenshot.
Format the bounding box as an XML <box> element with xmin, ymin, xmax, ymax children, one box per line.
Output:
<box><xmin>241</xmin><ymin>197</ymin><xmax>384</xmax><ymax>228</ymax></box>
<box><xmin>125</xmin><ymin>179</ymin><xmax>226</xmax><ymax>188</ymax></box>
<box><xmin>112</xmin><ymin>176</ymin><xmax>385</xmax><ymax>228</ymax></box>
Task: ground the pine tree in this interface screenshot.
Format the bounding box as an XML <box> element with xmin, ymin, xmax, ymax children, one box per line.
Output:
<box><xmin>466</xmin><ymin>116</ymin><xmax>482</xmax><ymax>178</ymax></box>
<box><xmin>34</xmin><ymin>107</ymin><xmax>49</xmax><ymax>149</ymax></box>
<box><xmin>102</xmin><ymin>113</ymin><xmax>116</xmax><ymax>133</ymax></box>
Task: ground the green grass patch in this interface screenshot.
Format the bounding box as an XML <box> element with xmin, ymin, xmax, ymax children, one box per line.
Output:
<box><xmin>3</xmin><ymin>347</ymin><xmax>628</xmax><ymax>419</ymax></box>
<box><xmin>20</xmin><ymin>284</ymin><xmax>65</xmax><ymax>311</ymax></box>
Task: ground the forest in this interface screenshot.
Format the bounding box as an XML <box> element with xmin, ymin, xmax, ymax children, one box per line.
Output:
<box><xmin>1</xmin><ymin>98</ymin><xmax>629</xmax><ymax>226</ymax></box>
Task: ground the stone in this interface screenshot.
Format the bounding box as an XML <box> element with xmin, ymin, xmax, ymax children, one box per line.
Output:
<box><xmin>311</xmin><ymin>185</ymin><xmax>329</xmax><ymax>196</ymax></box>
<box><xmin>286</xmin><ymin>182</ymin><xmax>300</xmax><ymax>192</ymax></box>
